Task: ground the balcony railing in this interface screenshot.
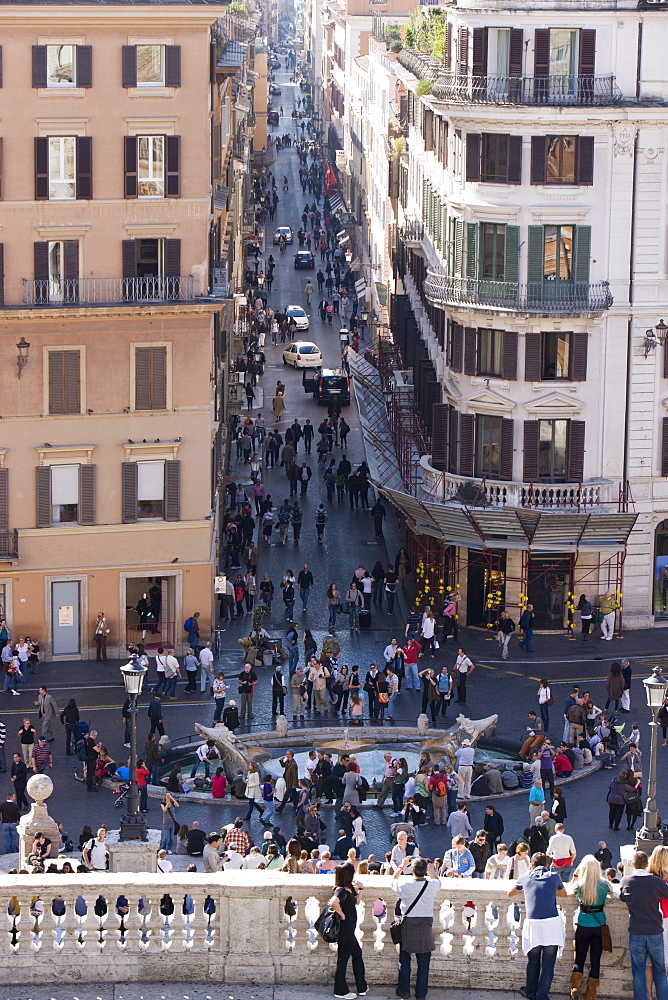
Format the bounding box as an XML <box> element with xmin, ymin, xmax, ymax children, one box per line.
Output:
<box><xmin>0</xmin><ymin>872</ymin><xmax>633</xmax><ymax>994</ymax></box>
<box><xmin>430</xmin><ymin>73</ymin><xmax>621</xmax><ymax>106</ymax></box>
<box><xmin>420</xmin><ymin>459</ymin><xmax>615</xmax><ymax>510</ymax></box>
<box><xmin>399</xmin><ymin>219</ymin><xmax>425</xmax><ymax>244</ymax></box>
<box><xmin>0</xmin><ymin>530</ymin><xmax>18</xmax><ymax>560</ymax></box>
<box><xmin>22</xmin><ymin>276</ymin><xmax>195</xmax><ymax>307</ymax></box>
<box><xmin>424</xmin><ymin>271</ymin><xmax>613</xmax><ymax>314</ymax></box>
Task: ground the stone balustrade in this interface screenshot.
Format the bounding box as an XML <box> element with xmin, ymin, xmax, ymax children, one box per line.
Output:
<box><xmin>0</xmin><ymin>872</ymin><xmax>632</xmax><ymax>994</ymax></box>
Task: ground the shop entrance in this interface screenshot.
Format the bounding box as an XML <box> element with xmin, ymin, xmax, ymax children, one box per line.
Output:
<box><xmin>51</xmin><ymin>580</ymin><xmax>81</xmax><ymax>656</ymax></box>
<box><xmin>527</xmin><ymin>555</ymin><xmax>572</xmax><ymax>629</ymax></box>
<box><xmin>653</xmin><ymin>520</ymin><xmax>668</xmax><ymax>620</ymax></box>
<box><xmin>466</xmin><ymin>549</ymin><xmax>506</xmax><ymax>626</ymax></box>
<box><xmin>125</xmin><ymin>576</ymin><xmax>175</xmax><ymax>650</ymax></box>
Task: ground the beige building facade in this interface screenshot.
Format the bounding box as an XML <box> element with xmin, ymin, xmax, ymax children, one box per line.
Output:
<box><xmin>0</xmin><ymin>0</ymin><xmax>229</xmax><ymax>658</ymax></box>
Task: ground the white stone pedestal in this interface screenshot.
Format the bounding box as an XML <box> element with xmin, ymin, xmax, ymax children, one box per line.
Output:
<box><xmin>18</xmin><ymin>774</ymin><xmax>60</xmax><ymax>870</ymax></box>
<box><xmin>106</xmin><ymin>828</ymin><xmax>161</xmax><ymax>873</ymax></box>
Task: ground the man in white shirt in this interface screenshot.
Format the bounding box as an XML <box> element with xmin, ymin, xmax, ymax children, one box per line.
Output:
<box><xmin>386</xmin><ymin>667</ymin><xmax>400</xmax><ymax>721</ymax></box>
<box><xmin>199</xmin><ymin>641</ymin><xmax>215</xmax><ymax>693</ymax></box>
<box><xmin>547</xmin><ymin>823</ymin><xmax>576</xmax><ymax>883</ymax></box>
<box><xmin>375</xmin><ymin>752</ymin><xmax>397</xmax><ymax>808</ymax></box>
<box><xmin>83</xmin><ymin>828</ymin><xmax>109</xmax><ymax>872</ymax></box>
<box><xmin>454</xmin><ymin>739</ymin><xmax>475</xmax><ymax>799</ymax></box>
<box><xmin>222</xmin><ymin>847</ymin><xmax>244</xmax><ymax>870</ymax></box>
<box><xmin>392</xmin><ymin>857</ymin><xmax>442</xmax><ymax>1000</ymax></box>
<box><xmin>304</xmin><ymin>749</ymin><xmax>318</xmax><ymax>783</ymax></box>
<box><xmin>163</xmin><ymin>652</ymin><xmax>181</xmax><ymax>700</ymax></box>
<box><xmin>242</xmin><ymin>847</ymin><xmax>266</xmax><ymax>869</ymax></box>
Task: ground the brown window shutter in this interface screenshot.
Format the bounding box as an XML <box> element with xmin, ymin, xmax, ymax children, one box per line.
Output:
<box><xmin>450</xmin><ymin>322</ymin><xmax>463</xmax><ymax>372</ymax></box>
<box><xmin>509</xmin><ymin>28</ymin><xmax>523</xmax><ymax>76</ymax></box>
<box><xmin>0</xmin><ymin>243</ymin><xmax>4</xmax><ymax>306</ymax></box>
<box><xmin>76</xmin><ymin>136</ymin><xmax>92</xmax><ymax>199</ymax></box>
<box><xmin>662</xmin><ymin>418</ymin><xmax>668</xmax><ymax>476</ymax></box>
<box><xmin>0</xmin><ymin>468</ymin><xmax>8</xmax><ymax>532</ymax></box>
<box><xmin>34</xmin><ymin>137</ymin><xmax>49</xmax><ymax>200</ymax></box>
<box><xmin>34</xmin><ymin>242</ymin><xmax>49</xmax><ymax>280</ymax></box>
<box><xmin>459</xmin><ymin>414</ymin><xmax>475</xmax><ymax>477</ymax></box>
<box><xmin>423</xmin><ymin>109</ymin><xmax>434</xmax><ymax>152</ymax></box>
<box><xmin>48</xmin><ymin>351</ymin><xmax>65</xmax><ymax>414</ymax></box>
<box><xmin>64</xmin><ymin>350</ymin><xmax>80</xmax><ymax>412</ymax></box>
<box><xmin>63</xmin><ymin>242</ymin><xmax>79</xmax><ymax>303</ymax></box>
<box><xmin>164</xmin><ymin>239</ymin><xmax>181</xmax><ymax>277</ymax></box>
<box><xmin>36</xmin><ymin>466</ymin><xmax>51</xmax><ymax>528</ymax></box>
<box><xmin>77</xmin><ymin>45</ymin><xmax>92</xmax><ymax>87</ymax></box>
<box><xmin>0</xmin><ymin>137</ymin><xmax>3</xmax><ymax>199</ymax></box>
<box><xmin>165</xmin><ymin>46</ymin><xmax>181</xmax><ymax>87</ymax></box>
<box><xmin>508</xmin><ymin>135</ymin><xmax>522</xmax><ymax>184</ymax></box>
<box><xmin>164</xmin><ymin>460</ymin><xmax>180</xmax><ymax>521</ymax></box>
<box><xmin>534</xmin><ymin>29</ymin><xmax>549</xmax><ymax>77</ymax></box>
<box><xmin>472</xmin><ymin>27</ymin><xmax>488</xmax><ymax>77</ymax></box>
<box><xmin>525</xmin><ymin>332</ymin><xmax>541</xmax><ymax>381</ymax></box>
<box><xmin>570</xmin><ymin>332</ymin><xmax>588</xmax><ymax>381</ymax></box>
<box><xmin>458</xmin><ymin>27</ymin><xmax>469</xmax><ymax>74</ymax></box>
<box><xmin>567</xmin><ymin>420</ymin><xmax>585</xmax><ymax>482</ymax></box>
<box><xmin>502</xmin><ymin>331</ymin><xmax>518</xmax><ymax>380</ymax></box>
<box><xmin>523</xmin><ymin>422</ymin><xmax>540</xmax><ymax>482</ymax></box>
<box><xmin>464</xmin><ymin>327</ymin><xmax>477</xmax><ymax>376</ymax></box>
<box><xmin>448</xmin><ymin>407</ymin><xmax>459</xmax><ymax>473</ymax></box>
<box><xmin>530</xmin><ymin>136</ymin><xmax>547</xmax><ymax>184</ymax></box>
<box><xmin>165</xmin><ymin>135</ymin><xmax>181</xmax><ymax>197</ymax></box>
<box><xmin>122</xmin><ymin>46</ymin><xmax>137</xmax><ymax>87</ymax></box>
<box><xmin>135</xmin><ymin>346</ymin><xmax>166</xmax><ymax>410</ymax></box>
<box><xmin>466</xmin><ymin>133</ymin><xmax>481</xmax><ymax>182</ymax></box>
<box><xmin>575</xmin><ymin>136</ymin><xmax>594</xmax><ymax>185</ymax></box>
<box><xmin>124</xmin><ymin>136</ymin><xmax>138</xmax><ymax>198</ymax></box>
<box><xmin>432</xmin><ymin>403</ymin><xmax>449</xmax><ymax>472</ymax></box>
<box><xmin>500</xmin><ymin>419</ymin><xmax>514</xmax><ymax>481</ymax></box>
<box><xmin>122</xmin><ymin>240</ymin><xmax>137</xmax><ymax>279</ymax></box>
<box><xmin>32</xmin><ymin>45</ymin><xmax>47</xmax><ymax>88</ymax></box>
<box><xmin>79</xmin><ymin>464</ymin><xmax>95</xmax><ymax>526</ymax></box>
<box><xmin>579</xmin><ymin>30</ymin><xmax>596</xmax><ymax>76</ymax></box>
<box><xmin>122</xmin><ymin>462</ymin><xmax>138</xmax><ymax>523</ymax></box>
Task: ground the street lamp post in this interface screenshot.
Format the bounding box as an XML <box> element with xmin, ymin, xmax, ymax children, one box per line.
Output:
<box><xmin>119</xmin><ymin>653</ymin><xmax>149</xmax><ymax>841</ymax></box>
<box><xmin>635</xmin><ymin>665</ymin><xmax>668</xmax><ymax>855</ymax></box>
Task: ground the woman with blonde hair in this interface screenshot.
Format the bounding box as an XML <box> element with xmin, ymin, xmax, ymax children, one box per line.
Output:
<box><xmin>646</xmin><ymin>845</ymin><xmax>668</xmax><ymax>999</ymax></box>
<box><xmin>570</xmin><ymin>854</ymin><xmax>611</xmax><ymax>1000</ymax></box>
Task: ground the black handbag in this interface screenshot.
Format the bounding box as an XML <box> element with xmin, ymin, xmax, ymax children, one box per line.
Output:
<box><xmin>390</xmin><ymin>880</ymin><xmax>429</xmax><ymax>945</ymax></box>
<box><xmin>315</xmin><ymin>905</ymin><xmax>341</xmax><ymax>943</ymax></box>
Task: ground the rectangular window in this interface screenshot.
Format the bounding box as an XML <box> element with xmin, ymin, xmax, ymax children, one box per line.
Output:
<box><xmin>538</xmin><ymin>419</ymin><xmax>568</xmax><ymax>481</ymax></box>
<box><xmin>481</xmin><ymin>223</ymin><xmax>505</xmax><ymax>280</ymax></box>
<box><xmin>542</xmin><ymin>332</ymin><xmax>571</xmax><ymax>379</ymax></box>
<box><xmin>135</xmin><ymin>346</ymin><xmax>167</xmax><ymax>410</ymax></box>
<box><xmin>136</xmin><ymin>44</ymin><xmax>164</xmax><ymax>86</ymax></box>
<box><xmin>482</xmin><ymin>134</ymin><xmax>508</xmax><ymax>183</ymax></box>
<box><xmin>478</xmin><ymin>328</ymin><xmax>503</xmax><ymax>376</ymax></box>
<box><xmin>549</xmin><ymin>28</ymin><xmax>577</xmax><ymax>77</ymax></box>
<box><xmin>48</xmin><ymin>137</ymin><xmax>76</xmax><ymax>200</ymax></box>
<box><xmin>47</xmin><ymin>44</ymin><xmax>75</xmax><ymax>86</ymax></box>
<box><xmin>48</xmin><ymin>349</ymin><xmax>81</xmax><ymax>414</ymax></box>
<box><xmin>544</xmin><ymin>225</ymin><xmax>573</xmax><ymax>282</ymax></box>
<box><xmin>137</xmin><ymin>460</ymin><xmax>165</xmax><ymax>519</ymax></box>
<box><xmin>476</xmin><ymin>415</ymin><xmax>502</xmax><ymax>478</ymax></box>
<box><xmin>546</xmin><ymin>136</ymin><xmax>575</xmax><ymax>183</ymax></box>
<box><xmin>51</xmin><ymin>464</ymin><xmax>79</xmax><ymax>524</ymax></box>
<box><xmin>137</xmin><ymin>136</ymin><xmax>164</xmax><ymax>198</ymax></box>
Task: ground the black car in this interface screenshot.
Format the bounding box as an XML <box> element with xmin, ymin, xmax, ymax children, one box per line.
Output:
<box><xmin>314</xmin><ymin>368</ymin><xmax>351</xmax><ymax>406</ymax></box>
<box><xmin>294</xmin><ymin>250</ymin><xmax>315</xmax><ymax>270</ymax></box>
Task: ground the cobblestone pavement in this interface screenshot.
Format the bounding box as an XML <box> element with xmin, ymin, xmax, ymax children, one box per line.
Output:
<box><xmin>0</xmin><ymin>985</ymin><xmax>552</xmax><ymax>1000</ymax></box>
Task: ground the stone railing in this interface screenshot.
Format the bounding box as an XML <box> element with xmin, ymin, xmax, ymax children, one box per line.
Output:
<box><xmin>0</xmin><ymin>873</ymin><xmax>632</xmax><ymax>993</ymax></box>
<box><xmin>420</xmin><ymin>457</ymin><xmax>615</xmax><ymax>510</ymax></box>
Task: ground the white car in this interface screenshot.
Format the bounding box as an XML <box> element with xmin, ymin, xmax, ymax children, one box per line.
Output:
<box><xmin>285</xmin><ymin>305</ymin><xmax>310</xmax><ymax>331</ymax></box>
<box><xmin>282</xmin><ymin>341</ymin><xmax>323</xmax><ymax>368</ymax></box>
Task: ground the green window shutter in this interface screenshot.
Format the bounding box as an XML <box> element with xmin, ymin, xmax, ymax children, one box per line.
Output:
<box><xmin>466</xmin><ymin>222</ymin><xmax>478</xmax><ymax>279</ymax></box>
<box><xmin>574</xmin><ymin>226</ymin><xmax>591</xmax><ymax>285</ymax></box>
<box><xmin>527</xmin><ymin>225</ymin><xmax>545</xmax><ymax>285</ymax></box>
<box><xmin>454</xmin><ymin>220</ymin><xmax>464</xmax><ymax>277</ymax></box>
<box><xmin>504</xmin><ymin>225</ymin><xmax>520</xmax><ymax>282</ymax></box>
<box><xmin>422</xmin><ymin>178</ymin><xmax>429</xmax><ymax>223</ymax></box>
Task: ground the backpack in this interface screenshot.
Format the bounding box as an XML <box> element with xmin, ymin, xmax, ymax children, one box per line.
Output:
<box><xmin>317</xmin><ymin>511</ymin><xmax>327</xmax><ymax>524</ymax></box>
<box><xmin>184</xmin><ymin>617</ymin><xmax>195</xmax><ymax>633</ymax></box>
<box><xmin>434</xmin><ymin>775</ymin><xmax>448</xmax><ymax>797</ymax></box>
<box><xmin>278</xmin><ymin>510</ymin><xmax>290</xmax><ymax>525</ymax></box>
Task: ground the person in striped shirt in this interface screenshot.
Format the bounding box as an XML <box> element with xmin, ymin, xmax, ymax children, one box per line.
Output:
<box><xmin>31</xmin><ymin>737</ymin><xmax>52</xmax><ymax>773</ymax></box>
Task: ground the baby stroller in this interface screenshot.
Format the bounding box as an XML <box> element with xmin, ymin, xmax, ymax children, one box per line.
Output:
<box><xmin>113</xmin><ymin>783</ymin><xmax>130</xmax><ymax>809</ymax></box>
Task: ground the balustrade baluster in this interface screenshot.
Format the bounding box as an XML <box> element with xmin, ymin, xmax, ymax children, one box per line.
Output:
<box><xmin>291</xmin><ymin>889</ymin><xmax>312</xmax><ymax>956</ymax></box>
<box><xmin>58</xmin><ymin>892</ymin><xmax>79</xmax><ymax>954</ymax></box>
<box><xmin>188</xmin><ymin>890</ymin><xmax>211</xmax><ymax>953</ymax></box>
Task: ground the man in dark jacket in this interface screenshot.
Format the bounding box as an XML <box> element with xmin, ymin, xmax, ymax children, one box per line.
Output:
<box><xmin>84</xmin><ymin>729</ymin><xmax>100</xmax><ymax>791</ymax></box>
<box><xmin>10</xmin><ymin>753</ymin><xmax>28</xmax><ymax>811</ymax></box>
<box><xmin>470</xmin><ymin>830</ymin><xmax>492</xmax><ymax>877</ymax></box>
<box><xmin>332</xmin><ymin>829</ymin><xmax>355</xmax><ymax>859</ymax></box>
<box><xmin>484</xmin><ymin>805</ymin><xmax>505</xmax><ymax>850</ymax></box>
<box><xmin>518</xmin><ymin>604</ymin><xmax>535</xmax><ymax>652</ymax></box>
<box><xmin>147</xmin><ymin>694</ymin><xmax>164</xmax><ymax>738</ymax></box>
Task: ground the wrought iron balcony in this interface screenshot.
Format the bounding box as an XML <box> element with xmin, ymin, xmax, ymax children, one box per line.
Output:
<box><xmin>430</xmin><ymin>73</ymin><xmax>621</xmax><ymax>106</ymax></box>
<box><xmin>0</xmin><ymin>530</ymin><xmax>19</xmax><ymax>560</ymax></box>
<box><xmin>424</xmin><ymin>270</ymin><xmax>613</xmax><ymax>314</ymax></box>
<box><xmin>22</xmin><ymin>276</ymin><xmax>195</xmax><ymax>307</ymax></box>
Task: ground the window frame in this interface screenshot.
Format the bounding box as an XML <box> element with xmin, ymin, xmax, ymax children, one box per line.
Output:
<box><xmin>137</xmin><ymin>134</ymin><xmax>165</xmax><ymax>198</ymax></box>
<box><xmin>136</xmin><ymin>459</ymin><xmax>165</xmax><ymax>520</ymax></box>
<box><xmin>477</xmin><ymin>328</ymin><xmax>503</xmax><ymax>377</ymax></box>
<box><xmin>136</xmin><ymin>44</ymin><xmax>165</xmax><ymax>87</ymax></box>
<box><xmin>538</xmin><ymin>418</ymin><xmax>568</xmax><ymax>482</ymax></box>
<box><xmin>546</xmin><ymin>135</ymin><xmax>576</xmax><ymax>185</ymax></box>
<box><xmin>541</xmin><ymin>331</ymin><xmax>572</xmax><ymax>380</ymax></box>
<box><xmin>543</xmin><ymin>224</ymin><xmax>574</xmax><ymax>283</ymax></box>
<box><xmin>46</xmin><ymin>44</ymin><xmax>76</xmax><ymax>88</ymax></box>
<box><xmin>475</xmin><ymin>413</ymin><xmax>503</xmax><ymax>479</ymax></box>
<box><xmin>50</xmin><ymin>463</ymin><xmax>80</xmax><ymax>525</ymax></box>
<box><xmin>481</xmin><ymin>134</ymin><xmax>509</xmax><ymax>183</ymax></box>
<box><xmin>48</xmin><ymin>136</ymin><xmax>76</xmax><ymax>200</ymax></box>
<box><xmin>480</xmin><ymin>223</ymin><xmax>506</xmax><ymax>281</ymax></box>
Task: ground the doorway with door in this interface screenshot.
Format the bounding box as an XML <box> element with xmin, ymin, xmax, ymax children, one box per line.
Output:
<box><xmin>527</xmin><ymin>555</ymin><xmax>572</xmax><ymax>629</ymax></box>
<box><xmin>125</xmin><ymin>575</ymin><xmax>175</xmax><ymax>651</ymax></box>
<box><xmin>51</xmin><ymin>580</ymin><xmax>81</xmax><ymax>656</ymax></box>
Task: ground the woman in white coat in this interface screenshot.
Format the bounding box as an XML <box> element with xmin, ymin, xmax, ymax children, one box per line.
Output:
<box><xmin>244</xmin><ymin>762</ymin><xmax>264</xmax><ymax>821</ymax></box>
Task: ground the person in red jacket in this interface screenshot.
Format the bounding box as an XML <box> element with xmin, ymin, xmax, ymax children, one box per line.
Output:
<box><xmin>402</xmin><ymin>637</ymin><xmax>421</xmax><ymax>690</ymax></box>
